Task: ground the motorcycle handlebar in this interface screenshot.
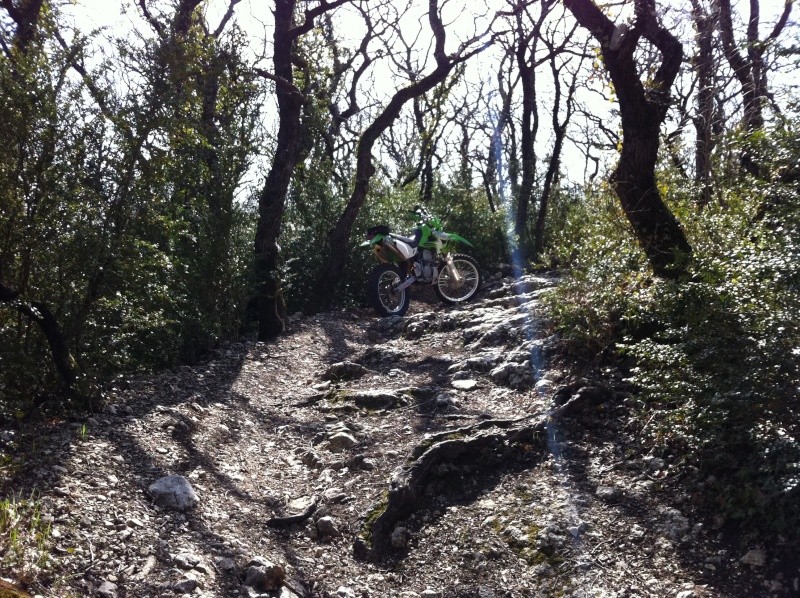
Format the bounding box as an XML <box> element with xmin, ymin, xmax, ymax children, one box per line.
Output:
<box><xmin>408</xmin><ymin>205</ymin><xmax>432</xmax><ymax>220</ymax></box>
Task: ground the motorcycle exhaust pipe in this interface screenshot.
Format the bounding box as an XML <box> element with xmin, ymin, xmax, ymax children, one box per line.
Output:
<box><xmin>394</xmin><ymin>275</ymin><xmax>417</xmax><ymax>292</ymax></box>
<box><xmin>383</xmin><ymin>239</ymin><xmax>410</xmax><ymax>263</ymax></box>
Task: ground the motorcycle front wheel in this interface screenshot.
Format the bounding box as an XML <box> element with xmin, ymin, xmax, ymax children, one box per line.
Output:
<box><xmin>367</xmin><ymin>263</ymin><xmax>411</xmax><ymax>317</ymax></box>
<box><xmin>435</xmin><ymin>254</ymin><xmax>481</xmax><ymax>305</ymax></box>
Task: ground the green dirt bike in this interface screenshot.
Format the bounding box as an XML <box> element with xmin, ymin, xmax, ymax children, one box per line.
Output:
<box><xmin>361</xmin><ymin>206</ymin><xmax>481</xmax><ymax>317</ymax></box>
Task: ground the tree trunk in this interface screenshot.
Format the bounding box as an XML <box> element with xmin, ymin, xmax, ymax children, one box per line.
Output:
<box><xmin>252</xmin><ymin>0</ymin><xmax>351</xmax><ymax>338</ymax></box>
<box><xmin>309</xmin><ymin>86</ymin><xmax>425</xmax><ymax>314</ymax></box>
<box><xmin>253</xmin><ymin>0</ymin><xmax>305</xmax><ymax>340</ymax></box>
<box><xmin>691</xmin><ymin>0</ymin><xmax>716</xmax><ymax>207</ymax></box>
<box><xmin>412</xmin><ymin>96</ymin><xmax>435</xmax><ymax>204</ymax></box>
<box><xmin>612</xmin><ymin>126</ymin><xmax>692</xmax><ymax>275</ymax></box>
<box><xmin>533</xmin><ymin>127</ymin><xmax>566</xmax><ymax>260</ymax></box>
<box><xmin>2</xmin><ymin>0</ymin><xmax>45</xmax><ymax>54</ymax></box>
<box><xmin>534</xmin><ymin>46</ymin><xmax>580</xmax><ymax>260</ymax></box>
<box><xmin>514</xmin><ymin>58</ymin><xmax>537</xmax><ymax>261</ymax></box>
<box><xmin>485</xmin><ymin>63</ymin><xmax>515</xmax><ymax>213</ymax></box>
<box><xmin>311</xmin><ymin>70</ymin><xmax>454</xmax><ymax>313</ymax></box>
<box><xmin>513</xmin><ymin>3</ymin><xmax>548</xmax><ymax>262</ymax></box>
<box><xmin>172</xmin><ymin>0</ymin><xmax>204</xmax><ymax>36</ymax></box>
<box><xmin>563</xmin><ymin>0</ymin><xmax>692</xmax><ymax>278</ymax></box>
<box><xmin>0</xmin><ymin>282</ymin><xmax>76</xmax><ymax>393</ymax></box>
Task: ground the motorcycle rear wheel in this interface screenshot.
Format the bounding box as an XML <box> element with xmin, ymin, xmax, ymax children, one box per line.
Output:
<box><xmin>435</xmin><ymin>254</ymin><xmax>481</xmax><ymax>305</ymax></box>
<box><xmin>368</xmin><ymin>263</ymin><xmax>411</xmax><ymax>317</ymax></box>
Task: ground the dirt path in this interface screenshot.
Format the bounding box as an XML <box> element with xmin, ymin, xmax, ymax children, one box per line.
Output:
<box><xmin>0</xmin><ymin>274</ymin><xmax>784</xmax><ymax>597</ymax></box>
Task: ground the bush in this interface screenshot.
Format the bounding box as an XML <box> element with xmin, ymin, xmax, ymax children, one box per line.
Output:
<box><xmin>544</xmin><ymin>123</ymin><xmax>800</xmax><ymax>543</ymax></box>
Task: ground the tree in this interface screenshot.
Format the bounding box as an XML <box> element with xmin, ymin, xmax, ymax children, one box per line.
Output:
<box><xmin>252</xmin><ymin>0</ymin><xmax>352</xmax><ymax>341</ymax></box>
<box><xmin>0</xmin><ymin>0</ymin><xmax>80</xmax><ymax>397</ymax></box>
<box><xmin>1</xmin><ymin>0</ymin><xmax>45</xmax><ymax>53</ymax></box>
<box><xmin>715</xmin><ymin>0</ymin><xmax>794</xmax><ymax>176</ymax></box>
<box><xmin>387</xmin><ymin>68</ymin><xmax>464</xmax><ymax>203</ymax></box>
<box><xmin>534</xmin><ymin>30</ymin><xmax>585</xmax><ymax>260</ymax></box>
<box><xmin>59</xmin><ymin>0</ymin><xmax>258</xmax><ymax>365</ymax></box>
<box><xmin>510</xmin><ymin>0</ymin><xmax>550</xmax><ymax>261</ymax></box>
<box><xmin>308</xmin><ymin>0</ymin><xmax>496</xmax><ymax>312</ymax></box>
<box><xmin>0</xmin><ymin>0</ymin><xmax>260</xmax><ymax>411</ymax></box>
<box><xmin>690</xmin><ymin>0</ymin><xmax>720</xmax><ymax>206</ymax></box>
<box><xmin>563</xmin><ymin>0</ymin><xmax>692</xmax><ymax>278</ymax></box>
<box><xmin>482</xmin><ymin>51</ymin><xmax>518</xmax><ymax>213</ymax></box>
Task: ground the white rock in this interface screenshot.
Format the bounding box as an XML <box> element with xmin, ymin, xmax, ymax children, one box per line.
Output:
<box><xmin>659</xmin><ymin>507</ymin><xmax>690</xmax><ymax>541</ymax></box>
<box><xmin>316</xmin><ymin>516</ymin><xmax>340</xmax><ymax>537</ymax></box>
<box><xmin>740</xmin><ymin>547</ymin><xmax>766</xmax><ymax>567</ymax></box>
<box><xmin>97</xmin><ymin>580</ymin><xmax>118</xmax><ymax>598</ymax></box>
<box><xmin>451</xmin><ymin>379</ymin><xmax>478</xmax><ymax>391</ymax></box>
<box><xmin>215</xmin><ymin>556</ymin><xmax>236</xmax><ymax>571</ymax></box>
<box><xmin>174</xmin><ymin>552</ymin><xmax>200</xmax><ymax>569</ymax></box>
<box><xmin>323</xmin><ymin>487</ymin><xmax>345</xmax><ymax>501</ymax></box>
<box><xmin>244</xmin><ymin>560</ymin><xmax>285</xmax><ymax>591</ymax></box>
<box><xmin>630</xmin><ymin>524</ymin><xmax>646</xmax><ymax>539</ymax></box>
<box><xmin>391</xmin><ymin>526</ymin><xmax>411</xmax><ymax>548</ymax></box>
<box><xmin>148</xmin><ymin>475</ymin><xmax>198</xmax><ymax>511</ymax></box>
<box><xmin>287</xmin><ymin>495</ymin><xmax>316</xmax><ymax>512</ymax></box>
<box><xmin>646</xmin><ymin>456</ymin><xmax>667</xmax><ymax>471</ymax></box>
<box><xmin>595</xmin><ymin>485</ymin><xmax>621</xmax><ymax>500</ymax></box>
<box><xmin>172</xmin><ymin>577</ymin><xmax>198</xmax><ymax>593</ymax></box>
<box><xmin>534</xmin><ymin>379</ymin><xmax>556</xmax><ymax>395</ymax></box>
<box><xmin>325</xmin><ymin>432</ymin><xmax>358</xmax><ymax>452</ymax></box>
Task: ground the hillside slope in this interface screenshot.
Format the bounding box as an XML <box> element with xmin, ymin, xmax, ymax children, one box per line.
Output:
<box><xmin>1</xmin><ymin>274</ymin><xmax>788</xmax><ymax>597</ymax></box>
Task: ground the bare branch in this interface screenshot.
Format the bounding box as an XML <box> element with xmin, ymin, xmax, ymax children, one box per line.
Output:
<box><xmin>290</xmin><ymin>0</ymin><xmax>352</xmax><ymax>38</ymax></box>
<box><xmin>213</xmin><ymin>0</ymin><xmax>243</xmax><ymax>37</ymax></box>
<box><xmin>52</xmin><ymin>27</ymin><xmax>135</xmax><ymax>143</ymax></box>
<box><xmin>766</xmin><ymin>0</ymin><xmax>794</xmax><ymax>43</ymax></box>
<box><xmin>253</xmin><ymin>67</ymin><xmax>301</xmax><ymax>96</ymax></box>
<box><xmin>137</xmin><ymin>0</ymin><xmax>166</xmax><ymax>38</ymax></box>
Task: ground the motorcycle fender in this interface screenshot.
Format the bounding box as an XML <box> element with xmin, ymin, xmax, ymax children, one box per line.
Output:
<box><xmin>446</xmin><ymin>233</ymin><xmax>473</xmax><ymax>248</ymax></box>
<box><xmin>362</xmin><ymin>233</ymin><xmax>386</xmax><ymax>248</ymax></box>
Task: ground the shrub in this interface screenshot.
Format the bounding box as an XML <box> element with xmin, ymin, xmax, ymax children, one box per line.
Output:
<box><xmin>544</xmin><ymin>122</ymin><xmax>800</xmax><ymax>543</ymax></box>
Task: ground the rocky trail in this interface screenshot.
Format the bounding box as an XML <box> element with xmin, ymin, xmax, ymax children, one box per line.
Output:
<box><xmin>1</xmin><ymin>273</ymin><xmax>792</xmax><ymax>597</ymax></box>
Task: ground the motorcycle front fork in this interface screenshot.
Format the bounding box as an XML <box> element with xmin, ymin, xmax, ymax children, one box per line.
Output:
<box><xmin>443</xmin><ymin>253</ymin><xmax>463</xmax><ymax>285</ymax></box>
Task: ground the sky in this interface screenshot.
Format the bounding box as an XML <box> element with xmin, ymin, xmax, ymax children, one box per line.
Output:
<box><xmin>58</xmin><ymin>0</ymin><xmax>800</xmax><ymax>189</ymax></box>
<box><xmin>58</xmin><ymin>0</ymin><xmax>535</xmax><ymax>186</ymax></box>
<box><xmin>62</xmin><ymin>0</ymin><xmax>797</xmax><ymax>40</ymax></box>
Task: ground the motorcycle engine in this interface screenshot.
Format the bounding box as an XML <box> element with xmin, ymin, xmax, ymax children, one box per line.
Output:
<box><xmin>421</xmin><ymin>249</ymin><xmax>437</xmax><ymax>280</ymax></box>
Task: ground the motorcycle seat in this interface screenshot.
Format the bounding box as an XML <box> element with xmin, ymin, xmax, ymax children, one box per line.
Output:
<box><xmin>389</xmin><ymin>228</ymin><xmax>422</xmax><ymax>248</ymax></box>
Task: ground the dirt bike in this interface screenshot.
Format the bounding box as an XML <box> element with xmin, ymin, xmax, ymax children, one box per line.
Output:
<box><xmin>361</xmin><ymin>206</ymin><xmax>481</xmax><ymax>317</ymax></box>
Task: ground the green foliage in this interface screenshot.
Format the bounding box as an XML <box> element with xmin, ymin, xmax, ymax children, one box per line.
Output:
<box><xmin>0</xmin><ymin>16</ymin><xmax>262</xmax><ymax>417</ymax></box>
<box><xmin>280</xmin><ymin>157</ymin><xmax>509</xmax><ymax>313</ymax></box>
<box><xmin>544</xmin><ymin>183</ymin><xmax>645</xmax><ymax>357</ymax></box>
<box><xmin>427</xmin><ymin>183</ymin><xmax>509</xmax><ymax>270</ymax></box>
<box><xmin>545</xmin><ymin>121</ymin><xmax>800</xmax><ymax>541</ymax></box>
<box><xmin>348</xmin><ymin>181</ymin><xmax>507</xmax><ymax>310</ymax></box>
<box><xmin>0</xmin><ymin>493</ymin><xmax>51</xmax><ymax>583</ymax></box>
<box><xmin>280</xmin><ymin>152</ymin><xmax>349</xmax><ymax>313</ymax></box>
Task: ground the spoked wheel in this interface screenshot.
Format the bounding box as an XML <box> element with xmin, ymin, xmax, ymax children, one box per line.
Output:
<box><xmin>434</xmin><ymin>253</ymin><xmax>481</xmax><ymax>305</ymax></box>
<box><xmin>367</xmin><ymin>263</ymin><xmax>411</xmax><ymax>317</ymax></box>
